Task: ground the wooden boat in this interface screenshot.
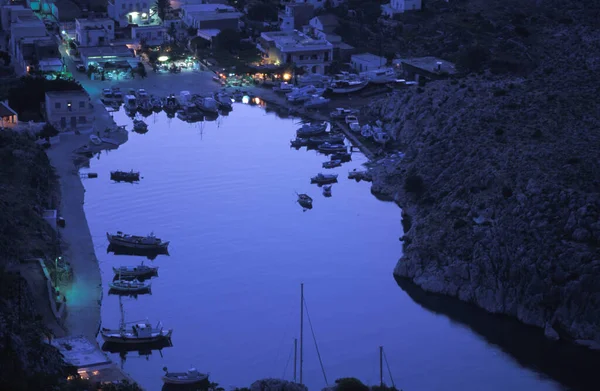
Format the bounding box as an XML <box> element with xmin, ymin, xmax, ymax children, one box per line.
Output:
<box><xmin>297</xmin><ymin>193</ymin><xmax>313</xmax><ymax>209</ymax></box>
<box><xmin>311</xmin><ymin>173</ymin><xmax>338</xmax><ymax>185</ymax></box>
<box><xmin>317</xmin><ymin>143</ymin><xmax>347</xmax><ymax>153</ymax></box>
<box><xmin>297</xmin><ymin>122</ymin><xmax>327</xmax><ymax>138</ymax></box>
<box><xmin>328</xmin><ymin>79</ymin><xmax>369</xmax><ymax>94</ymax></box>
<box><xmin>101</xmin><ymin>298</ymin><xmax>172</xmax><ymax>344</ymax></box>
<box><xmin>109</xmin><ymin>279</ymin><xmax>151</xmax><ymax>294</ymax></box>
<box><xmin>322</xmin><ymin>159</ymin><xmax>342</xmax><ymax>169</ymax></box>
<box><xmin>110</xmin><ymin>170</ymin><xmax>140</xmax><ymax>182</ymax></box>
<box><xmin>133</xmin><ymin>119</ymin><xmax>148</xmax><ymax>133</ymax></box>
<box><xmin>106</xmin><ymin>231</ymin><xmax>169</xmax><ymax>251</ymax></box>
<box><xmin>162</xmin><ymin>367</ymin><xmax>209</xmax><ymax>385</ymax></box>
<box><xmin>112</xmin><ymin>263</ymin><xmax>158</xmax><ymax>279</ymax></box>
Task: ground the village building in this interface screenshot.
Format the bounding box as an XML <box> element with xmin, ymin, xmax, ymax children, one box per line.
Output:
<box><xmin>304</xmin><ymin>14</ymin><xmax>353</xmax><ymax>61</ymax></box>
<box><xmin>75</xmin><ymin>18</ymin><xmax>115</xmax><ymax>47</ymax></box>
<box><xmin>279</xmin><ymin>3</ymin><xmax>314</xmax><ymax>31</ymax></box>
<box><xmin>0</xmin><ymin>101</ymin><xmax>18</xmax><ymax>129</ymax></box>
<box><xmin>257</xmin><ymin>30</ymin><xmax>333</xmax><ymax>74</ymax></box>
<box><xmin>45</xmin><ymin>90</ymin><xmax>95</xmax><ymax>131</ymax></box>
<box><xmin>397</xmin><ymin>56</ymin><xmax>457</xmax><ymax>82</ymax></box>
<box><xmin>351</xmin><ymin>53</ymin><xmax>387</xmax><ymax>72</ymax></box>
<box><xmin>78</xmin><ymin>45</ymin><xmax>136</xmax><ymax>68</ymax></box>
<box><xmin>180</xmin><ymin>4</ymin><xmax>242</xmax><ymax>31</ymax></box>
<box><xmin>107</xmin><ymin>0</ymin><xmax>152</xmax><ymax>27</ymax></box>
<box><xmin>381</xmin><ymin>0</ymin><xmax>422</xmax><ymax>17</ymax></box>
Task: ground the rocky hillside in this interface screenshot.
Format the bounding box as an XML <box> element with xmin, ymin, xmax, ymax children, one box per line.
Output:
<box><xmin>0</xmin><ymin>131</ymin><xmax>67</xmax><ymax>389</ymax></box>
<box><xmin>368</xmin><ymin>0</ymin><xmax>600</xmax><ymax>346</ymax></box>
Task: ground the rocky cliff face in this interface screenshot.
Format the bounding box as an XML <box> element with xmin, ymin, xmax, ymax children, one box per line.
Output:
<box><xmin>0</xmin><ymin>131</ymin><xmax>67</xmax><ymax>388</ymax></box>
<box><xmin>368</xmin><ymin>0</ymin><xmax>600</xmax><ymax>346</ymax></box>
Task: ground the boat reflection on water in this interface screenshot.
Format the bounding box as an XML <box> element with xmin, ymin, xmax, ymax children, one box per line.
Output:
<box><xmin>102</xmin><ymin>339</ymin><xmax>173</xmax><ymax>364</ymax></box>
<box><xmin>107</xmin><ymin>244</ymin><xmax>169</xmax><ymax>260</ymax></box>
<box><xmin>395</xmin><ymin>276</ymin><xmax>600</xmax><ymax>391</ymax></box>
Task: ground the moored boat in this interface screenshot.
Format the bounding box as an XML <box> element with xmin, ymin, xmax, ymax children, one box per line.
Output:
<box><xmin>360</xmin><ymin>67</ymin><xmax>397</xmax><ymax>84</ymax></box>
<box><xmin>106</xmin><ymin>231</ymin><xmax>169</xmax><ymax>251</ymax></box>
<box><xmin>304</xmin><ymin>95</ymin><xmax>331</xmax><ymax>109</ymax></box>
<box><xmin>328</xmin><ymin>79</ymin><xmax>368</xmax><ymax>94</ymax></box>
<box><xmin>133</xmin><ymin>119</ymin><xmax>148</xmax><ymax>133</ymax></box>
<box><xmin>297</xmin><ymin>193</ymin><xmax>313</xmax><ymax>209</ymax></box>
<box><xmin>317</xmin><ymin>142</ymin><xmax>347</xmax><ymax>153</ymax></box>
<box><xmin>110</xmin><ymin>170</ymin><xmax>140</xmax><ymax>182</ymax></box>
<box><xmin>113</xmin><ymin>263</ymin><xmax>158</xmax><ymax>278</ymax></box>
<box><xmin>322</xmin><ymin>159</ymin><xmax>342</xmax><ymax>169</ymax></box>
<box><xmin>162</xmin><ymin>367</ymin><xmax>209</xmax><ymax>385</ymax></box>
<box><xmin>290</xmin><ymin>138</ymin><xmax>309</xmax><ymax>148</ymax></box>
<box><xmin>101</xmin><ymin>320</ymin><xmax>172</xmax><ymax>344</ymax></box>
<box><xmin>89</xmin><ymin>134</ymin><xmax>102</xmax><ymax>145</ymax></box>
<box><xmin>322</xmin><ymin>185</ymin><xmax>332</xmax><ymax>197</ymax></box>
<box><xmin>310</xmin><ymin>173</ymin><xmax>338</xmax><ymax>185</ymax></box>
<box><xmin>307</xmin><ymin>134</ymin><xmax>345</xmax><ymax>146</ymax></box>
<box><xmin>297</xmin><ymin>122</ymin><xmax>327</xmax><ymax>138</ymax></box>
<box><xmin>109</xmin><ymin>279</ymin><xmax>152</xmax><ymax>294</ymax></box>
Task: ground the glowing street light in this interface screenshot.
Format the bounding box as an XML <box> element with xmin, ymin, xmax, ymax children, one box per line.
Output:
<box><xmin>158</xmin><ymin>55</ymin><xmax>169</xmax><ymax>62</ymax></box>
<box><xmin>283</xmin><ymin>73</ymin><xmax>291</xmax><ymax>81</ymax></box>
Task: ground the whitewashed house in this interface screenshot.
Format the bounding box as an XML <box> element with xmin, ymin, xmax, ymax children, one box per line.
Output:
<box><xmin>45</xmin><ymin>91</ymin><xmax>95</xmax><ymax>131</ymax></box>
<box><xmin>351</xmin><ymin>53</ymin><xmax>387</xmax><ymax>72</ymax></box>
<box><xmin>257</xmin><ymin>30</ymin><xmax>333</xmax><ymax>74</ymax></box>
<box><xmin>75</xmin><ymin>18</ymin><xmax>115</xmax><ymax>47</ymax></box>
<box><xmin>381</xmin><ymin>0</ymin><xmax>422</xmax><ymax>17</ymax></box>
<box><xmin>180</xmin><ymin>4</ymin><xmax>242</xmax><ymax>30</ymax></box>
<box><xmin>107</xmin><ymin>0</ymin><xmax>152</xmax><ymax>27</ymax></box>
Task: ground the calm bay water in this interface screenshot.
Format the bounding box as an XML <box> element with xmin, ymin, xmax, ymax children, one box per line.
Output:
<box><xmin>80</xmin><ymin>104</ymin><xmax>568</xmax><ymax>391</ymax></box>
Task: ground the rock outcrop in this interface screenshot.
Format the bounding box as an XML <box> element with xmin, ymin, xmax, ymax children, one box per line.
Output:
<box><xmin>367</xmin><ymin>0</ymin><xmax>600</xmax><ymax>346</ymax></box>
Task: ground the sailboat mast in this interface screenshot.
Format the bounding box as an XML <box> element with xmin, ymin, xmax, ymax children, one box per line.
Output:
<box><xmin>293</xmin><ymin>338</ymin><xmax>298</xmax><ymax>382</ymax></box>
<box><xmin>379</xmin><ymin>346</ymin><xmax>383</xmax><ymax>387</ymax></box>
<box><xmin>300</xmin><ymin>283</ymin><xmax>304</xmax><ymax>385</ymax></box>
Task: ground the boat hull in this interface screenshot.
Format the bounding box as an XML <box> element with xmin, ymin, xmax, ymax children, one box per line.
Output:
<box><xmin>108</xmin><ymin>284</ymin><xmax>152</xmax><ymax>293</ymax></box>
<box><xmin>112</xmin><ymin>267</ymin><xmax>158</xmax><ymax>278</ymax></box>
<box><xmin>328</xmin><ymin>82</ymin><xmax>368</xmax><ymax>94</ymax></box>
<box><xmin>100</xmin><ymin>329</ymin><xmax>172</xmax><ymax>344</ymax></box>
<box><xmin>107</xmin><ymin>233</ymin><xmax>169</xmax><ymax>251</ymax></box>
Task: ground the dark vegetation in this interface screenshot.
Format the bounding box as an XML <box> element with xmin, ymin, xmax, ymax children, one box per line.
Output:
<box><xmin>8</xmin><ymin>77</ymin><xmax>83</xmax><ymax>121</ymax></box>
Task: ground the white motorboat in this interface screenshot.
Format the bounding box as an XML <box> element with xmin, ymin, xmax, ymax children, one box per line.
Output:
<box><xmin>297</xmin><ymin>73</ymin><xmax>331</xmax><ymax>87</ymax></box>
<box><xmin>133</xmin><ymin>119</ymin><xmax>148</xmax><ymax>133</ymax></box>
<box><xmin>360</xmin><ymin>68</ymin><xmax>397</xmax><ymax>84</ymax></box>
<box><xmin>304</xmin><ymin>95</ymin><xmax>331</xmax><ymax>109</ymax></box>
<box><xmin>297</xmin><ymin>193</ymin><xmax>313</xmax><ymax>209</ymax></box>
<box><xmin>317</xmin><ymin>142</ymin><xmax>347</xmax><ymax>153</ymax></box>
<box><xmin>311</xmin><ymin>173</ymin><xmax>338</xmax><ymax>184</ymax></box>
<box><xmin>349</xmin><ymin>122</ymin><xmax>361</xmax><ymax>132</ymax></box>
<box><xmin>89</xmin><ymin>134</ymin><xmax>102</xmax><ymax>145</ymax></box>
<box><xmin>109</xmin><ymin>279</ymin><xmax>152</xmax><ymax>294</ymax></box>
<box><xmin>196</xmin><ymin>96</ymin><xmax>219</xmax><ymax>114</ymax></box>
<box><xmin>286</xmin><ymin>85</ymin><xmax>324</xmax><ymax>103</ymax></box>
<box><xmin>162</xmin><ymin>367</ymin><xmax>209</xmax><ymax>385</ymax></box>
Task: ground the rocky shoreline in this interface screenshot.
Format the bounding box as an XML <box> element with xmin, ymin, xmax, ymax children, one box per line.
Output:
<box><xmin>366</xmin><ymin>9</ymin><xmax>600</xmax><ymax>347</ymax></box>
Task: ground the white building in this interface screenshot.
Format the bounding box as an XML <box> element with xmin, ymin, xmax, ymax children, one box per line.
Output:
<box><xmin>258</xmin><ymin>30</ymin><xmax>333</xmax><ymax>74</ymax></box>
<box><xmin>1</xmin><ymin>4</ymin><xmax>34</xmax><ymax>33</ymax></box>
<box><xmin>107</xmin><ymin>0</ymin><xmax>152</xmax><ymax>27</ymax></box>
<box><xmin>45</xmin><ymin>91</ymin><xmax>95</xmax><ymax>130</ymax></box>
<box><xmin>132</xmin><ymin>25</ymin><xmax>167</xmax><ymax>46</ymax></box>
<box><xmin>351</xmin><ymin>53</ymin><xmax>387</xmax><ymax>72</ymax></box>
<box><xmin>180</xmin><ymin>4</ymin><xmax>242</xmax><ymax>30</ymax></box>
<box><xmin>76</xmin><ymin>18</ymin><xmax>115</xmax><ymax>47</ymax></box>
<box><xmin>381</xmin><ymin>0</ymin><xmax>422</xmax><ymax>16</ymax></box>
<box><xmin>9</xmin><ymin>14</ymin><xmax>46</xmax><ymax>58</ymax></box>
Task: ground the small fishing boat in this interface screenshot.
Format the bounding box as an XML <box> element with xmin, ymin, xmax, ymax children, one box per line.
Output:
<box><xmin>297</xmin><ymin>122</ymin><xmax>327</xmax><ymax>138</ymax></box>
<box><xmin>110</xmin><ymin>170</ymin><xmax>140</xmax><ymax>182</ymax></box>
<box><xmin>322</xmin><ymin>159</ymin><xmax>342</xmax><ymax>169</ymax></box>
<box><xmin>106</xmin><ymin>231</ymin><xmax>170</xmax><ymax>251</ymax></box>
<box><xmin>307</xmin><ymin>134</ymin><xmax>345</xmax><ymax>146</ymax></box>
<box><xmin>345</xmin><ymin>115</ymin><xmax>359</xmax><ymax>125</ymax></box>
<box><xmin>323</xmin><ymin>185</ymin><xmax>332</xmax><ymax>197</ymax></box>
<box><xmin>113</xmin><ymin>263</ymin><xmax>158</xmax><ymax>279</ymax></box>
<box><xmin>124</xmin><ymin>95</ymin><xmax>137</xmax><ymax>111</ymax></box>
<box><xmin>349</xmin><ymin>122</ymin><xmax>361</xmax><ymax>132</ymax></box>
<box><xmin>317</xmin><ymin>143</ymin><xmax>347</xmax><ymax>153</ymax></box>
<box><xmin>109</xmin><ymin>279</ymin><xmax>152</xmax><ymax>294</ymax></box>
<box><xmin>330</xmin><ymin>108</ymin><xmax>358</xmax><ymax>119</ymax></box>
<box><xmin>213</xmin><ymin>92</ymin><xmax>233</xmax><ymax>111</ymax></box>
<box><xmin>196</xmin><ymin>96</ymin><xmax>219</xmax><ymax>114</ymax></box>
<box><xmin>331</xmin><ymin>152</ymin><xmax>352</xmax><ymax>162</ymax></box>
<box><xmin>290</xmin><ymin>138</ymin><xmax>309</xmax><ymax>148</ymax></box>
<box><xmin>89</xmin><ymin>134</ymin><xmax>102</xmax><ymax>145</ymax></box>
<box><xmin>311</xmin><ymin>173</ymin><xmax>338</xmax><ymax>185</ymax></box>
<box><xmin>328</xmin><ymin>79</ymin><xmax>369</xmax><ymax>94</ymax></box>
<box><xmin>162</xmin><ymin>367</ymin><xmax>209</xmax><ymax>385</ymax></box>
<box><xmin>133</xmin><ymin>119</ymin><xmax>148</xmax><ymax>133</ymax></box>
<box><xmin>164</xmin><ymin>94</ymin><xmax>179</xmax><ymax>111</ymax></box>
<box><xmin>101</xmin><ymin>318</ymin><xmax>172</xmax><ymax>344</ymax></box>
<box><xmin>297</xmin><ymin>193</ymin><xmax>313</xmax><ymax>209</ymax></box>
